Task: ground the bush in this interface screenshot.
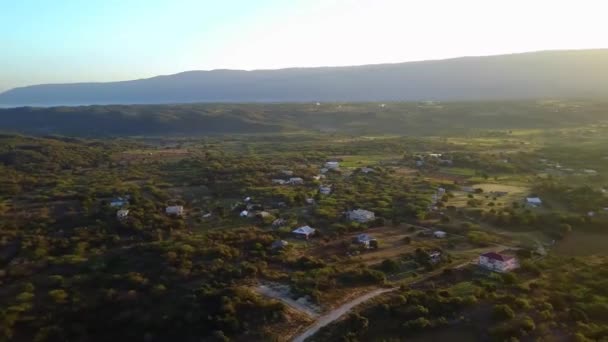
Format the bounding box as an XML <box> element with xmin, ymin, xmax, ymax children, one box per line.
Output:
<box><xmin>493</xmin><ymin>304</ymin><xmax>515</xmax><ymax>320</ymax></box>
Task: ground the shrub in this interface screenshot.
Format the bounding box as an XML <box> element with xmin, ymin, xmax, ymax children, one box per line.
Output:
<box><xmin>493</xmin><ymin>304</ymin><xmax>515</xmax><ymax>320</ymax></box>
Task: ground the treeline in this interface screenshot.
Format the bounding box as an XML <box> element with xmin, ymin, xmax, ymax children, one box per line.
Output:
<box><xmin>1</xmin><ymin>100</ymin><xmax>608</xmax><ymax>136</ymax></box>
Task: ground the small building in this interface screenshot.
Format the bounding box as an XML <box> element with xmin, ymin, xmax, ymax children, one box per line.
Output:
<box><xmin>354</xmin><ymin>233</ymin><xmax>378</xmax><ymax>249</ymax></box>
<box><xmin>433</xmin><ymin>231</ymin><xmax>447</xmax><ymax>238</ymax></box>
<box><xmin>320</xmin><ymin>168</ymin><xmax>329</xmax><ymax>174</ymax></box>
<box><xmin>348</xmin><ymin>209</ymin><xmax>376</xmax><ymax>223</ymax></box>
<box><xmin>360</xmin><ymin>167</ymin><xmax>375</xmax><ymax>174</ymax></box>
<box><xmin>288</xmin><ymin>177</ymin><xmax>304</xmax><ymax>185</ymax></box>
<box><xmin>271</xmin><ymin>240</ymin><xmax>289</xmax><ymax>250</ymax></box>
<box><xmin>526</xmin><ymin>197</ymin><xmax>542</xmax><ymax>207</ymax></box>
<box><xmin>256</xmin><ymin>211</ymin><xmax>272</xmax><ymax>219</ymax></box>
<box><xmin>478</xmin><ymin>252</ymin><xmax>518</xmax><ymax>273</ymax></box>
<box><xmin>110</xmin><ymin>197</ymin><xmax>129</xmax><ymax>208</ymax></box>
<box><xmin>165</xmin><ymin>205</ymin><xmax>184</xmax><ymax>216</ymax></box>
<box><xmin>325</xmin><ymin>161</ymin><xmax>340</xmax><ymax>170</ymax></box>
<box><xmin>239</xmin><ymin>210</ymin><xmax>249</xmax><ymax>217</ymax></box>
<box><xmin>116</xmin><ymin>209</ymin><xmax>129</xmax><ymax>220</ymax></box>
<box><xmin>305</xmin><ymin>198</ymin><xmax>315</xmax><ymax>205</ymax></box>
<box><xmin>282</xmin><ymin>170</ymin><xmax>294</xmax><ymax>176</ymax></box>
<box><xmin>244</xmin><ymin>196</ymin><xmax>251</xmax><ymax>202</ymax></box>
<box><xmin>319</xmin><ymin>185</ymin><xmax>332</xmax><ymax>195</ymax></box>
<box><xmin>272</xmin><ymin>218</ymin><xmax>287</xmax><ymax>227</ymax></box>
<box><xmin>292</xmin><ymin>226</ymin><xmax>316</xmax><ymax>239</ymax></box>
<box><xmin>272</xmin><ymin>179</ymin><xmax>287</xmax><ymax>185</ymax></box>
<box><xmin>429</xmin><ymin>251</ymin><xmax>442</xmax><ymax>263</ymax></box>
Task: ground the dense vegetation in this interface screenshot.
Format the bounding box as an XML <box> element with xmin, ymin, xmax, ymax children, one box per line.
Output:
<box><xmin>312</xmin><ymin>256</ymin><xmax>608</xmax><ymax>341</ymax></box>
<box><xmin>1</xmin><ymin>100</ymin><xmax>608</xmax><ymax>136</ymax></box>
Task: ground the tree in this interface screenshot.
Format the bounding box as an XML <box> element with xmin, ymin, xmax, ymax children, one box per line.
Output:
<box><xmin>48</xmin><ymin>289</ymin><xmax>68</xmax><ymax>304</ymax></box>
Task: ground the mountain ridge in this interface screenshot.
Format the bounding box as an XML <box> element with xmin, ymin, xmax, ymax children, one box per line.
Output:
<box><xmin>1</xmin><ymin>49</ymin><xmax>607</xmax><ymax>106</ymax></box>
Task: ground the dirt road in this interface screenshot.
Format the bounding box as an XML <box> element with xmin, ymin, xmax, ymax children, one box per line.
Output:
<box><xmin>291</xmin><ymin>287</ymin><xmax>396</xmax><ymax>342</ymax></box>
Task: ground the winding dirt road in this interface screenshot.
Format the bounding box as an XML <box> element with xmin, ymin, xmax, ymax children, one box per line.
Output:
<box><xmin>291</xmin><ymin>287</ymin><xmax>397</xmax><ymax>342</ymax></box>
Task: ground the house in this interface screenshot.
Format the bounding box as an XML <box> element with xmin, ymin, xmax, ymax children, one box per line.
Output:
<box><xmin>433</xmin><ymin>231</ymin><xmax>447</xmax><ymax>238</ymax></box>
<box><xmin>272</xmin><ymin>218</ymin><xmax>287</xmax><ymax>227</ymax></box>
<box><xmin>360</xmin><ymin>167</ymin><xmax>375</xmax><ymax>174</ymax></box>
<box><xmin>320</xmin><ymin>168</ymin><xmax>329</xmax><ymax>174</ymax></box>
<box><xmin>272</xmin><ymin>179</ymin><xmax>287</xmax><ymax>185</ymax></box>
<box><xmin>415</xmin><ymin>160</ymin><xmax>424</xmax><ymax>167</ymax></box>
<box><xmin>292</xmin><ymin>226</ymin><xmax>316</xmax><ymax>239</ymax></box>
<box><xmin>429</xmin><ymin>251</ymin><xmax>442</xmax><ymax>263</ymax></box>
<box><xmin>116</xmin><ymin>209</ymin><xmax>129</xmax><ymax>220</ymax></box>
<box><xmin>239</xmin><ymin>210</ymin><xmax>249</xmax><ymax>217</ymax></box>
<box><xmin>354</xmin><ymin>234</ymin><xmax>378</xmax><ymax>249</ymax></box>
<box><xmin>288</xmin><ymin>177</ymin><xmax>304</xmax><ymax>185</ymax></box>
<box><xmin>347</xmin><ymin>209</ymin><xmax>376</xmax><ymax>223</ymax></box>
<box><xmin>325</xmin><ymin>161</ymin><xmax>340</xmax><ymax>170</ymax></box>
<box><xmin>271</xmin><ymin>240</ymin><xmax>289</xmax><ymax>250</ymax></box>
<box><xmin>313</xmin><ymin>174</ymin><xmax>326</xmax><ymax>181</ymax></box>
<box><xmin>583</xmin><ymin>169</ymin><xmax>598</xmax><ymax>175</ymax></box>
<box><xmin>165</xmin><ymin>205</ymin><xmax>184</xmax><ymax>216</ymax></box>
<box><xmin>305</xmin><ymin>198</ymin><xmax>315</xmax><ymax>205</ymax></box>
<box><xmin>282</xmin><ymin>170</ymin><xmax>294</xmax><ymax>176</ymax></box>
<box><xmin>244</xmin><ymin>197</ymin><xmax>252</xmax><ymax>202</ymax></box>
<box><xmin>110</xmin><ymin>197</ymin><xmax>129</xmax><ymax>208</ymax></box>
<box><xmin>256</xmin><ymin>211</ymin><xmax>272</xmax><ymax>219</ymax></box>
<box><xmin>526</xmin><ymin>197</ymin><xmax>542</xmax><ymax>207</ymax></box>
<box><xmin>478</xmin><ymin>252</ymin><xmax>518</xmax><ymax>272</ymax></box>
<box><xmin>319</xmin><ymin>185</ymin><xmax>332</xmax><ymax>195</ymax></box>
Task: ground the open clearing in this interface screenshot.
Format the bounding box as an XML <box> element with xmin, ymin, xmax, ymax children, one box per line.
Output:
<box><xmin>553</xmin><ymin>231</ymin><xmax>608</xmax><ymax>256</ymax></box>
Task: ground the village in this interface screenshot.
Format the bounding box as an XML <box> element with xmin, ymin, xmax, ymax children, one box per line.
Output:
<box><xmin>1</xmin><ymin>126</ymin><xmax>608</xmax><ymax>341</ymax></box>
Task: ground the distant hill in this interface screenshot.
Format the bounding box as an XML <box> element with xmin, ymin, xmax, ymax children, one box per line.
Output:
<box><xmin>1</xmin><ymin>50</ymin><xmax>607</xmax><ymax>106</ymax></box>
<box><xmin>1</xmin><ymin>101</ymin><xmax>607</xmax><ymax>137</ymax></box>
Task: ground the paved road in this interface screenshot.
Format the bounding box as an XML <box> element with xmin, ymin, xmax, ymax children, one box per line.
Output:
<box><xmin>291</xmin><ymin>287</ymin><xmax>397</xmax><ymax>342</ymax></box>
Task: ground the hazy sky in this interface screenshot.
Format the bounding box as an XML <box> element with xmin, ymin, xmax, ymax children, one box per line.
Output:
<box><xmin>1</xmin><ymin>0</ymin><xmax>606</xmax><ymax>92</ymax></box>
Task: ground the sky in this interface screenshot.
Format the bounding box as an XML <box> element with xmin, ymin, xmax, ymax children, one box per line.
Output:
<box><xmin>1</xmin><ymin>0</ymin><xmax>607</xmax><ymax>92</ymax></box>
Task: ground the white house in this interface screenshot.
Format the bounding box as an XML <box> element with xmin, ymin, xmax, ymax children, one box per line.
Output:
<box><xmin>116</xmin><ymin>209</ymin><xmax>129</xmax><ymax>220</ymax></box>
<box><xmin>165</xmin><ymin>205</ymin><xmax>184</xmax><ymax>216</ymax></box>
<box><xmin>292</xmin><ymin>226</ymin><xmax>316</xmax><ymax>239</ymax></box>
<box><xmin>433</xmin><ymin>231</ymin><xmax>447</xmax><ymax>238</ymax></box>
<box><xmin>479</xmin><ymin>252</ymin><xmax>518</xmax><ymax>273</ymax></box>
<box><xmin>347</xmin><ymin>209</ymin><xmax>376</xmax><ymax>223</ymax></box>
<box><xmin>288</xmin><ymin>177</ymin><xmax>304</xmax><ymax>185</ymax></box>
<box><xmin>240</xmin><ymin>210</ymin><xmax>249</xmax><ymax>217</ymax></box>
<box><xmin>319</xmin><ymin>185</ymin><xmax>332</xmax><ymax>195</ymax></box>
<box><xmin>526</xmin><ymin>197</ymin><xmax>542</xmax><ymax>207</ymax></box>
<box><xmin>272</xmin><ymin>179</ymin><xmax>287</xmax><ymax>185</ymax></box>
<box><xmin>325</xmin><ymin>161</ymin><xmax>340</xmax><ymax>170</ymax></box>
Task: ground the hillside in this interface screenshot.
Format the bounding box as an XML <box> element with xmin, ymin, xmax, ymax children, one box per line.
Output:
<box><xmin>1</xmin><ymin>100</ymin><xmax>608</xmax><ymax>137</ymax></box>
<box><xmin>1</xmin><ymin>50</ymin><xmax>608</xmax><ymax>106</ymax></box>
